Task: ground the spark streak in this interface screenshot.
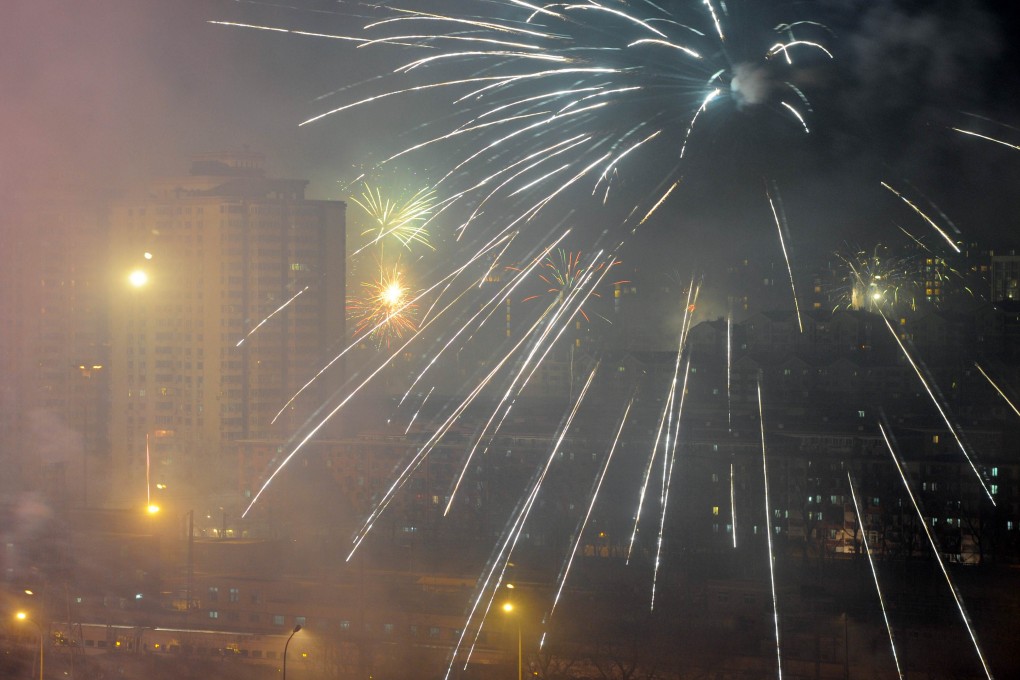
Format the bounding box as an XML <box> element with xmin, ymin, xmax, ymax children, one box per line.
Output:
<box><xmin>236</xmin><ymin>286</ymin><xmax>308</xmax><ymax>347</ymax></box>
<box><xmin>879</xmin><ymin>314</ymin><xmax>994</xmax><ymax>504</ymax></box>
<box><xmin>766</xmin><ymin>182</ymin><xmax>803</xmax><ymax>332</ymax></box>
<box><xmin>974</xmin><ymin>362</ymin><xmax>1020</xmax><ymax>418</ymax></box>
<box><xmin>879</xmin><ymin>422</ymin><xmax>993</xmax><ymax>680</ymax></box>
<box><xmin>847</xmin><ymin>472</ymin><xmax>903</xmax><ymax>680</ymax></box>
<box><xmin>881</xmin><ymin>182</ymin><xmax>961</xmax><ymax>253</ymax></box>
<box><xmin>952</xmin><ymin>127</ymin><xmax>1020</xmax><ymax>152</ymax></box>
<box><xmin>758</xmin><ymin>382</ymin><xmax>783</xmax><ymax>680</ymax></box>
<box><xmin>548</xmin><ymin>396</ymin><xmax>634</xmax><ymax>618</ymax></box>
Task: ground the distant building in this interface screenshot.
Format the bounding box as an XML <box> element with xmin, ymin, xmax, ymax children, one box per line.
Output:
<box><xmin>991</xmin><ymin>253</ymin><xmax>1020</xmax><ymax>302</ymax></box>
<box><xmin>106</xmin><ymin>151</ymin><xmax>345</xmax><ymax>507</ymax></box>
<box><xmin>0</xmin><ymin>193</ymin><xmax>109</xmax><ymax>504</ymax></box>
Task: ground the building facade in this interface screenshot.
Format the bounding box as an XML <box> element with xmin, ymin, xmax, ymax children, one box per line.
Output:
<box><xmin>106</xmin><ymin>151</ymin><xmax>345</xmax><ymax>507</ymax></box>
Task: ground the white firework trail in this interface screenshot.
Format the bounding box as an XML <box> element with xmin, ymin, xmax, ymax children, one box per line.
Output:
<box><xmin>352</xmin><ymin>246</ymin><xmax>614</xmax><ymax>555</ymax></box>
<box><xmin>758</xmin><ymin>381</ymin><xmax>783</xmax><ymax>680</ymax></box>
<box><xmin>952</xmin><ymin>127</ymin><xmax>1020</xmax><ymax>152</ymax></box>
<box><xmin>880</xmin><ymin>182</ymin><xmax>961</xmax><ymax>253</ymax></box>
<box><xmin>727</xmin><ymin>312</ymin><xmax>733</xmax><ymax>431</ymax></box>
<box><xmin>547</xmin><ymin>396</ymin><xmax>635</xmax><ymax>621</ymax></box>
<box><xmin>448</xmin><ymin>364</ymin><xmax>600</xmax><ymax>679</ymax></box>
<box><xmin>846</xmin><ymin>472</ymin><xmax>904</xmax><ymax>680</ymax></box>
<box><xmin>398</xmin><ymin>231</ymin><xmax>571</xmax><ymax>409</ymax></box>
<box><xmin>730</xmin><ymin>462</ymin><xmax>737</xmax><ymax>549</ymax></box>
<box><xmin>879</xmin><ymin>313</ymin><xmax>994</xmax><ymax>504</ymax></box>
<box><xmin>626</xmin><ymin>280</ymin><xmax>697</xmax><ymax>562</ymax></box>
<box><xmin>244</xmin><ymin>271</ymin><xmax>488</xmax><ymax>519</ymax></box>
<box><xmin>236</xmin><ymin>286</ymin><xmax>309</xmax><ymax>347</ymax></box>
<box><xmin>651</xmin><ymin>359</ymin><xmax>691</xmax><ymax>611</ymax></box>
<box><xmin>444</xmin><ymin>253</ymin><xmax>614</xmax><ymax>514</ymax></box>
<box><xmin>878</xmin><ymin>421</ymin><xmax>994</xmax><ymax>680</ymax></box>
<box><xmin>766</xmin><ymin>181</ymin><xmax>803</xmax><ymax>333</ymax></box>
<box><xmin>403</xmin><ymin>386</ymin><xmax>434</xmax><ymax>435</ymax></box>
<box><xmin>271</xmin><ymin>229</ymin><xmax>514</xmax><ymax>424</ymax></box>
<box><xmin>974</xmin><ymin>362</ymin><xmax>1020</xmax><ymax>418</ymax></box>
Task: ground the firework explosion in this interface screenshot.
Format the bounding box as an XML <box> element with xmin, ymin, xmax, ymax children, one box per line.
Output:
<box><xmin>517</xmin><ymin>249</ymin><xmax>624</xmax><ymax>323</ymax></box>
<box><xmin>832</xmin><ymin>244</ymin><xmax>924</xmax><ymax>313</ymax></box>
<box><xmin>215</xmin><ymin>1</ymin><xmax>832</xmax><ymax>238</ymax></box>
<box><xmin>351</xmin><ymin>183</ymin><xmax>437</xmax><ymax>256</ymax></box>
<box><xmin>346</xmin><ymin>263</ymin><xmax>419</xmax><ymax>348</ymax></box>
<box><xmin>212</xmin><ymin>3</ymin><xmax>1016</xmax><ymax>679</ymax></box>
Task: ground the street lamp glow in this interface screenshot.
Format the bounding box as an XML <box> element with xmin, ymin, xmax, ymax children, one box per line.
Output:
<box><xmin>147</xmin><ymin>504</ymin><xmax>160</xmax><ymax>515</ymax></box>
<box><xmin>15</xmin><ymin>611</ymin><xmax>27</xmax><ymax>621</ymax></box>
<box><xmin>143</xmin><ymin>252</ymin><xmax>153</xmax><ymax>260</ymax></box>
<box><xmin>129</xmin><ymin>270</ymin><xmax>149</xmax><ymax>287</ymax></box>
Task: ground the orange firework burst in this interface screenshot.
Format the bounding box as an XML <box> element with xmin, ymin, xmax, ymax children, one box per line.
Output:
<box><xmin>516</xmin><ymin>249</ymin><xmax>626</xmax><ymax>323</ymax></box>
<box><xmin>347</xmin><ymin>264</ymin><xmax>419</xmax><ymax>348</ymax></box>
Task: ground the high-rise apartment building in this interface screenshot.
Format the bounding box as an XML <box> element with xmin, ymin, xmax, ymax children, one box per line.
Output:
<box><xmin>0</xmin><ymin>193</ymin><xmax>108</xmax><ymax>503</ymax></box>
<box><xmin>107</xmin><ymin>151</ymin><xmax>345</xmax><ymax>507</ymax></box>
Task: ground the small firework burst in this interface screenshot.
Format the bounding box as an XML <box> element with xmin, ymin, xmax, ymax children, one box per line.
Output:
<box><xmin>351</xmin><ymin>184</ymin><xmax>437</xmax><ymax>255</ymax></box>
<box><xmin>347</xmin><ymin>263</ymin><xmax>419</xmax><ymax>348</ymax></box>
<box><xmin>831</xmin><ymin>244</ymin><xmax>923</xmax><ymax>313</ymax></box>
<box><xmin>517</xmin><ymin>249</ymin><xmax>625</xmax><ymax>324</ymax></box>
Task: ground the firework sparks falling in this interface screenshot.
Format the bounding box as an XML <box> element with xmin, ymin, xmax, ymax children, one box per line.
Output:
<box><xmin>974</xmin><ymin>362</ymin><xmax>1020</xmax><ymax>419</ymax></box>
<box><xmin>271</xmin><ymin>230</ymin><xmax>514</xmax><ymax>425</ymax></box>
<box><xmin>627</xmin><ymin>278</ymin><xmax>699</xmax><ymax>563</ymax></box>
<box><xmin>878</xmin><ymin>421</ymin><xmax>993</xmax><ymax>680</ymax></box>
<box><xmin>833</xmin><ymin>244</ymin><xmax>923</xmax><ymax>313</ymax></box>
<box><xmin>236</xmin><ymin>286</ymin><xmax>309</xmax><ymax>347</ymax></box>
<box><xmin>847</xmin><ymin>472</ymin><xmax>904</xmax><ymax>680</ymax></box>
<box><xmin>952</xmin><ymin>127</ymin><xmax>1020</xmax><ymax>152</ymax></box>
<box><xmin>758</xmin><ymin>382</ymin><xmax>783</xmax><ymax>680</ymax></box>
<box><xmin>729</xmin><ymin>462</ymin><xmax>737</xmax><ymax>549</ymax></box>
<box><xmin>881</xmin><ymin>182</ymin><xmax>961</xmax><ymax>254</ymax></box>
<box><xmin>547</xmin><ymin>395</ymin><xmax>635</xmax><ymax>621</ymax></box>
<box><xmin>448</xmin><ymin>363</ymin><xmax>601</xmax><ymax>678</ymax></box>
<box><xmin>651</xmin><ymin>359</ymin><xmax>691</xmax><ymax>611</ymax></box>
<box><xmin>879</xmin><ymin>313</ymin><xmax>995</xmax><ymax>504</ymax></box>
<box><xmin>347</xmin><ymin>263</ymin><xmax>419</xmax><ymax>348</ymax></box>
<box><xmin>236</xmin><ymin>0</ymin><xmax>834</xmax><ymax>237</ymax></box>
<box><xmin>766</xmin><ymin>181</ymin><xmax>803</xmax><ymax>333</ymax></box>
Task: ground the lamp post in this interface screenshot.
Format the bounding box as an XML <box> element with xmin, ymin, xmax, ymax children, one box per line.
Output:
<box><xmin>15</xmin><ymin>611</ymin><xmax>44</xmax><ymax>680</ymax></box>
<box><xmin>282</xmin><ymin>623</ymin><xmax>302</xmax><ymax>680</ymax></box>
<box><xmin>502</xmin><ymin>602</ymin><xmax>521</xmax><ymax>680</ymax></box>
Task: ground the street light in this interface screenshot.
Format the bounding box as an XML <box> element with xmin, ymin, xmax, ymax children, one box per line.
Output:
<box><xmin>282</xmin><ymin>623</ymin><xmax>302</xmax><ymax>680</ymax></box>
<box><xmin>15</xmin><ymin>611</ymin><xmax>44</xmax><ymax>680</ymax></box>
<box><xmin>128</xmin><ymin>269</ymin><xmax>148</xmax><ymax>287</ymax></box>
<box><xmin>502</xmin><ymin>602</ymin><xmax>521</xmax><ymax>680</ymax></box>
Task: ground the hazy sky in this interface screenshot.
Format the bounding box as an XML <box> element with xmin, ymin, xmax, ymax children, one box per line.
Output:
<box><xmin>3</xmin><ymin>1</ymin><xmax>1018</xmax><ymax>257</ymax></box>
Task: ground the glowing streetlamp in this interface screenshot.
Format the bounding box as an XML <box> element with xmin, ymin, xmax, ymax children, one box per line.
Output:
<box><xmin>502</xmin><ymin>601</ymin><xmax>521</xmax><ymax>680</ymax></box>
<box><xmin>282</xmin><ymin>623</ymin><xmax>302</xmax><ymax>680</ymax></box>
<box><xmin>15</xmin><ymin>611</ymin><xmax>44</xmax><ymax>680</ymax></box>
<box><xmin>128</xmin><ymin>269</ymin><xmax>149</xmax><ymax>288</ymax></box>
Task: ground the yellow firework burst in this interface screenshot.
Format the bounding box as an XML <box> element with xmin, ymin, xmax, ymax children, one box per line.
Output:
<box><xmin>351</xmin><ymin>183</ymin><xmax>437</xmax><ymax>255</ymax></box>
<box><xmin>347</xmin><ymin>263</ymin><xmax>419</xmax><ymax>348</ymax></box>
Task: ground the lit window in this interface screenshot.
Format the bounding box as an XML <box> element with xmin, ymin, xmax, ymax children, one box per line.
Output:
<box><xmin>991</xmin><ymin>467</ymin><xmax>999</xmax><ymax>478</ymax></box>
<box><xmin>712</xmin><ymin>506</ymin><xmax>719</xmax><ymax>516</ymax></box>
<box><xmin>932</xmin><ymin>435</ymin><xmax>939</xmax><ymax>444</ymax></box>
<box><xmin>209</xmin><ymin>611</ymin><xmax>218</xmax><ymax>619</ymax></box>
<box><xmin>273</xmin><ymin>615</ymin><xmax>285</xmax><ymax>626</ymax></box>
